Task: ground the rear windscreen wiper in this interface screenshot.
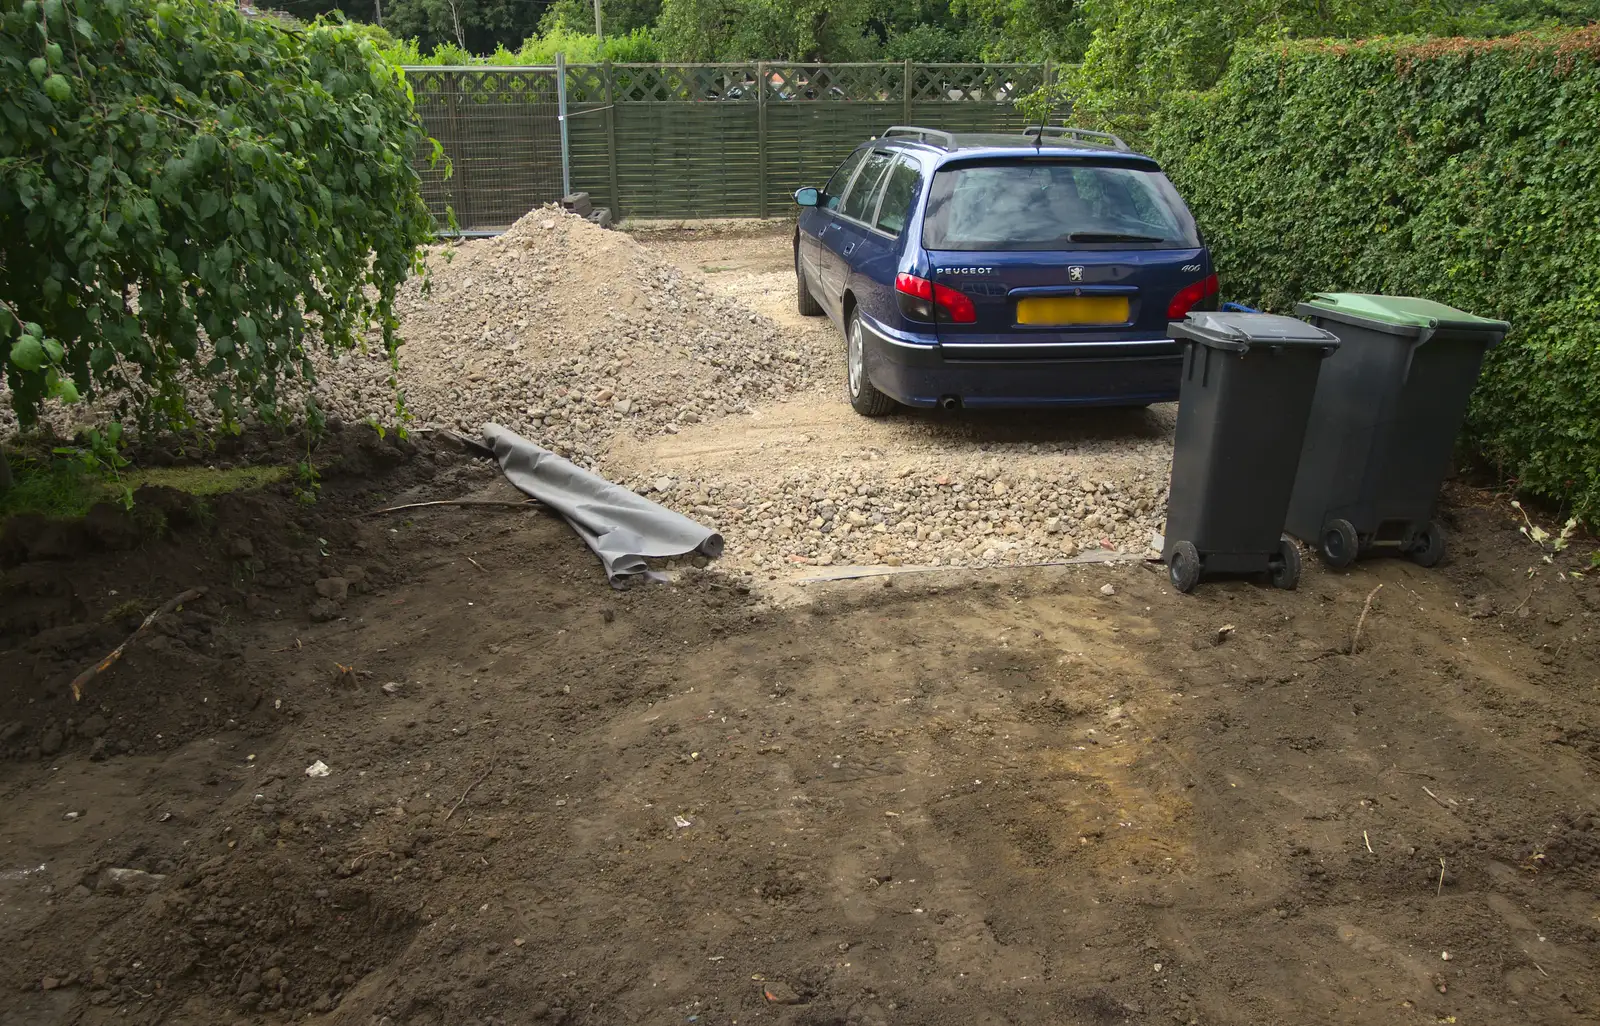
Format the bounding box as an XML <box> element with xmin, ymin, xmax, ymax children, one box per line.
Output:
<box><xmin>1069</xmin><ymin>232</ymin><xmax>1165</xmax><ymax>243</ymax></box>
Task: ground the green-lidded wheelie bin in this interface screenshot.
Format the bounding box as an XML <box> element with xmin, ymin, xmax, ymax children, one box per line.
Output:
<box><xmin>1286</xmin><ymin>294</ymin><xmax>1510</xmax><ymax>569</ymax></box>
<box><xmin>1162</xmin><ymin>312</ymin><xmax>1340</xmax><ymax>593</ymax></box>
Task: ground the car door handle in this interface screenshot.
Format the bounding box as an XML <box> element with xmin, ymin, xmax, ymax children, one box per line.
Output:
<box><xmin>842</xmin><ymin>243</ymin><xmax>856</xmax><ymax>256</ymax></box>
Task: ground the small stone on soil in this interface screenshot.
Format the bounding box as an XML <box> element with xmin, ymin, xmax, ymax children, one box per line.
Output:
<box><xmin>762</xmin><ymin>981</ymin><xmax>801</xmax><ymax>1004</ymax></box>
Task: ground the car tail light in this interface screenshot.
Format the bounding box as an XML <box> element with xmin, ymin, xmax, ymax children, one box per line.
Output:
<box><xmin>1168</xmin><ymin>273</ymin><xmax>1219</xmax><ymax>320</ymax></box>
<box><xmin>895</xmin><ymin>273</ymin><xmax>977</xmax><ymax>324</ymax></box>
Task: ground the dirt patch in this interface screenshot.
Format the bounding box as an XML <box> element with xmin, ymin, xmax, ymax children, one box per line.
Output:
<box><xmin>0</xmin><ymin>423</ymin><xmax>454</xmax><ymax>761</ymax></box>
<box><xmin>2</xmin><ymin>427</ymin><xmax>1597</xmax><ymax>1026</ymax></box>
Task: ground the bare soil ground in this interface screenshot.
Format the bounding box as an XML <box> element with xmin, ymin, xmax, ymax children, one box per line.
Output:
<box><xmin>2</xmin><ymin>424</ymin><xmax>1597</xmax><ymax>1026</ymax></box>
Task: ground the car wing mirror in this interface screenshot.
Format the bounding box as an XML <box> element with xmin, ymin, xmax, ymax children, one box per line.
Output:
<box><xmin>794</xmin><ymin>187</ymin><xmax>820</xmax><ymax>207</ymax></box>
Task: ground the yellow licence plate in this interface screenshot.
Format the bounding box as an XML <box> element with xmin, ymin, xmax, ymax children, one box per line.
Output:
<box><xmin>1016</xmin><ymin>296</ymin><xmax>1130</xmax><ymax>326</ymax></box>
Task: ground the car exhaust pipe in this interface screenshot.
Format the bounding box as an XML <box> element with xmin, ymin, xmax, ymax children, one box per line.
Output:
<box><xmin>939</xmin><ymin>395</ymin><xmax>962</xmax><ymax>411</ymax></box>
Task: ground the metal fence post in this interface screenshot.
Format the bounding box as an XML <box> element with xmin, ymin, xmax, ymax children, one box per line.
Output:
<box><xmin>903</xmin><ymin>59</ymin><xmax>912</xmax><ymax>123</ymax></box>
<box><xmin>756</xmin><ymin>61</ymin><xmax>768</xmax><ymax>219</ymax></box>
<box><xmin>555</xmin><ymin>51</ymin><xmax>571</xmax><ymax>199</ymax></box>
<box><xmin>445</xmin><ymin>71</ymin><xmax>470</xmax><ymax>230</ymax></box>
<box><xmin>603</xmin><ymin>61</ymin><xmax>621</xmax><ymax>219</ymax></box>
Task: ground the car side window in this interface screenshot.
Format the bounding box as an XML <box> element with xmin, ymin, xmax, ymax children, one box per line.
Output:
<box><xmin>822</xmin><ymin>149</ymin><xmax>868</xmax><ymax>212</ymax></box>
<box><xmin>875</xmin><ymin>157</ymin><xmax>924</xmax><ymax>236</ymax></box>
<box><xmin>841</xmin><ymin>151</ymin><xmax>894</xmax><ymax>224</ymax></box>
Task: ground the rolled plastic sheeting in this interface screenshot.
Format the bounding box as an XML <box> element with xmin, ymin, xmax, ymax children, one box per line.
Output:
<box><xmin>482</xmin><ymin>424</ymin><xmax>724</xmax><ymax>586</ymax></box>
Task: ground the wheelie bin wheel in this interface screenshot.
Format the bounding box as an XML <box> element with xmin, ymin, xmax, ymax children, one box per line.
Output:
<box><xmin>1168</xmin><ymin>541</ymin><xmax>1202</xmax><ymax>593</ymax></box>
<box><xmin>1270</xmin><ymin>536</ymin><xmax>1302</xmax><ymax>591</ymax></box>
<box><xmin>1319</xmin><ymin>519</ymin><xmax>1359</xmax><ymax>569</ymax></box>
<box><xmin>1409</xmin><ymin>520</ymin><xmax>1446</xmax><ymax>568</ymax></box>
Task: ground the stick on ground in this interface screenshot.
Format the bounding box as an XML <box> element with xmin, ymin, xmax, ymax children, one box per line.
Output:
<box><xmin>363</xmin><ymin>499</ymin><xmax>539</xmax><ymax>518</ymax></box>
<box><xmin>70</xmin><ymin>587</ymin><xmax>207</xmax><ymax>701</ymax></box>
<box><xmin>1350</xmin><ymin>584</ymin><xmax>1384</xmax><ymax>654</ymax></box>
<box><xmin>444</xmin><ymin>747</ymin><xmax>498</xmax><ymax>822</ymax></box>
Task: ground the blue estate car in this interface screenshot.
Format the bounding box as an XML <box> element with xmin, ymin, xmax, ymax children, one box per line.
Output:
<box><xmin>793</xmin><ymin>126</ymin><xmax>1217</xmax><ymax>416</ymax></box>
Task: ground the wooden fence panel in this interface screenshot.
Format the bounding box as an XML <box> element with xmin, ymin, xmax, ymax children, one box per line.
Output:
<box><xmin>405</xmin><ymin>67</ymin><xmax>564</xmax><ymax>232</ymax></box>
<box><xmin>405</xmin><ymin>62</ymin><xmax>1055</xmax><ymax>230</ymax></box>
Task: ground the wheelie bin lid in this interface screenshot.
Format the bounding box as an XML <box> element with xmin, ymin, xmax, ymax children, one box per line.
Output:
<box><xmin>1166</xmin><ymin>311</ymin><xmax>1340</xmax><ymax>354</ymax></box>
<box><xmin>1296</xmin><ymin>293</ymin><xmax>1510</xmax><ymax>341</ymax></box>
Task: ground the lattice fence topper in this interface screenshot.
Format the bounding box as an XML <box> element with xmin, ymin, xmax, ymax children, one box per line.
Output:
<box><xmin>908</xmin><ymin>64</ymin><xmax>1050</xmax><ymax>104</ymax></box>
<box><xmin>563</xmin><ymin>64</ymin><xmax>609</xmax><ymax>104</ymax></box>
<box><xmin>408</xmin><ymin>67</ymin><xmax>560</xmax><ymax>106</ymax></box>
<box><xmin>762</xmin><ymin>63</ymin><xmax>905</xmax><ymax>102</ymax></box>
<box><xmin>554</xmin><ymin>62</ymin><xmax>1053</xmax><ymax>105</ymax></box>
<box><xmin>563</xmin><ymin>64</ymin><xmax>769</xmax><ymax>104</ymax></box>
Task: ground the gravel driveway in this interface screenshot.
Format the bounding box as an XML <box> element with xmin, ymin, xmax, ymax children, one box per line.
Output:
<box><xmin>617</xmin><ymin>222</ymin><xmax>1179</xmax><ymax>577</ymax></box>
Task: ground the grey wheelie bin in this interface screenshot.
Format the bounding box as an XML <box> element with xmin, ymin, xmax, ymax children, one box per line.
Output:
<box><xmin>1162</xmin><ymin>312</ymin><xmax>1340</xmax><ymax>593</ymax></box>
<box><xmin>1285</xmin><ymin>294</ymin><xmax>1510</xmax><ymax>569</ymax></box>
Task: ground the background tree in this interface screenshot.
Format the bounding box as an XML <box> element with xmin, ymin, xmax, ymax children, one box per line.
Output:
<box><xmin>541</xmin><ymin>0</ymin><xmax>664</xmax><ymax>35</ymax></box>
<box><xmin>868</xmin><ymin>0</ymin><xmax>988</xmax><ymax>61</ymax></box>
<box><xmin>951</xmin><ymin>0</ymin><xmax>1085</xmax><ymax>60</ymax></box>
<box><xmin>268</xmin><ymin>0</ymin><xmax>1600</xmax><ymax>64</ymax></box>
<box><xmin>657</xmin><ymin>0</ymin><xmax>876</xmax><ymax>60</ymax></box>
<box><xmin>381</xmin><ymin>0</ymin><xmax>550</xmax><ymax>53</ymax></box>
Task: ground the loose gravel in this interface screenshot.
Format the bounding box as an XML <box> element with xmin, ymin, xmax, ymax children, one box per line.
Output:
<box><xmin>311</xmin><ymin>208</ymin><xmax>828</xmax><ymax>469</ymax></box>
<box><xmin>614</xmin><ymin>437</ymin><xmax>1173</xmax><ymax>573</ymax></box>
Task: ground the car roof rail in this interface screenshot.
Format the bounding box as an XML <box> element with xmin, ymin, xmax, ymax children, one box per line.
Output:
<box><xmin>1022</xmin><ymin>125</ymin><xmax>1132</xmax><ymax>152</ymax></box>
<box><xmin>879</xmin><ymin>125</ymin><xmax>956</xmax><ymax>150</ymax></box>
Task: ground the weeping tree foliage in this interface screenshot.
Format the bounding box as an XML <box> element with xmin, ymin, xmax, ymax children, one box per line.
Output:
<box><xmin>0</xmin><ymin>0</ymin><xmax>438</xmax><ymax>435</ymax></box>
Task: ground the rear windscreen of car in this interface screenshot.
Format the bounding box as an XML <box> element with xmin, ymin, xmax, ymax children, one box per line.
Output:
<box><xmin>922</xmin><ymin>159</ymin><xmax>1201</xmax><ymax>251</ymax></box>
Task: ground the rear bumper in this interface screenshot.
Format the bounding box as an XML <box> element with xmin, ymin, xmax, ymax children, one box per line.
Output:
<box><xmin>862</xmin><ymin>317</ymin><xmax>1182</xmax><ymax>408</ymax></box>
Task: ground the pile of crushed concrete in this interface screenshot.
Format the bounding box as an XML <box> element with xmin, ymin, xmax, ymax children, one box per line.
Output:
<box><xmin>312</xmin><ymin>208</ymin><xmax>825</xmax><ymax>469</ymax></box>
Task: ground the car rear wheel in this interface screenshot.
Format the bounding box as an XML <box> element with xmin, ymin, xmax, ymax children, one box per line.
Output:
<box><xmin>846</xmin><ymin>310</ymin><xmax>896</xmax><ymax>417</ymax></box>
<box><xmin>796</xmin><ymin>250</ymin><xmax>823</xmax><ymax>317</ymax></box>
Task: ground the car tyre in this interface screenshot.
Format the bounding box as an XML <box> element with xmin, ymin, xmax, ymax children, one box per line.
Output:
<box><xmin>796</xmin><ymin>251</ymin><xmax>824</xmax><ymax>317</ymax></box>
<box><xmin>846</xmin><ymin>310</ymin><xmax>896</xmax><ymax>417</ymax></box>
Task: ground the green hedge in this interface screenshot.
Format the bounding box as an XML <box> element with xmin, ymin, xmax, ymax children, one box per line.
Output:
<box><xmin>1150</xmin><ymin>28</ymin><xmax>1600</xmax><ymax>521</ymax></box>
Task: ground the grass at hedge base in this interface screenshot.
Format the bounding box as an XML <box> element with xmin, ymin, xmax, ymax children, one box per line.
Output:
<box><xmin>1150</xmin><ymin>27</ymin><xmax>1600</xmax><ymax>522</ymax></box>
